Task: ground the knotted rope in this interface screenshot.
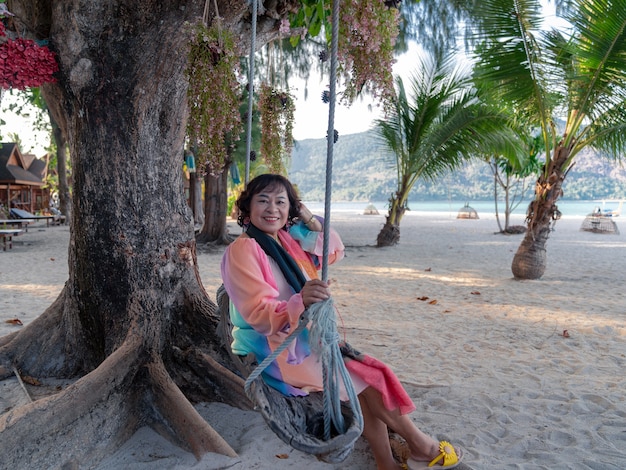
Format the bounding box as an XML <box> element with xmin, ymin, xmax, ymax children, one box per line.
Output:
<box><xmin>244</xmin><ymin>0</ymin><xmax>258</xmax><ymax>184</ymax></box>
<box><xmin>243</xmin><ymin>0</ymin><xmax>362</xmax><ymax>445</ymax></box>
<box><xmin>315</xmin><ymin>0</ymin><xmax>363</xmax><ymax>441</ymax></box>
<box><xmin>243</xmin><ymin>298</ymin><xmax>362</xmax><ymax>440</ymax></box>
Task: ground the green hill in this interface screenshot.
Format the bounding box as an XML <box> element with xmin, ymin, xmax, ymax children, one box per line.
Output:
<box><xmin>289</xmin><ymin>130</ymin><xmax>626</xmax><ymax>202</ymax></box>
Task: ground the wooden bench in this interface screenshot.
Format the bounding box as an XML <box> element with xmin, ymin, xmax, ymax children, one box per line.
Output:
<box><xmin>0</xmin><ymin>228</ymin><xmax>23</xmax><ymax>251</ymax></box>
<box><xmin>9</xmin><ymin>208</ymin><xmax>58</xmax><ymax>227</ymax></box>
<box><xmin>0</xmin><ymin>219</ymin><xmax>34</xmax><ymax>233</ymax></box>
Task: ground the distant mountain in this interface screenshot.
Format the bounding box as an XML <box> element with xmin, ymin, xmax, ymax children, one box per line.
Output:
<box><xmin>289</xmin><ymin>130</ymin><xmax>626</xmax><ymax>202</ymax></box>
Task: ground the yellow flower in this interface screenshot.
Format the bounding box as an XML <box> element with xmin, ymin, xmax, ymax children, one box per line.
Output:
<box><xmin>428</xmin><ymin>440</ymin><xmax>459</xmax><ymax>467</ymax></box>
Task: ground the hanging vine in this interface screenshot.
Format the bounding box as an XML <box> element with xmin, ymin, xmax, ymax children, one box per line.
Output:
<box><xmin>290</xmin><ymin>0</ymin><xmax>400</xmax><ymax>109</ymax></box>
<box><xmin>185</xmin><ymin>22</ymin><xmax>242</xmax><ymax>175</ymax></box>
<box><xmin>258</xmin><ymin>82</ymin><xmax>295</xmax><ymax>175</ymax></box>
<box><xmin>337</xmin><ymin>0</ymin><xmax>400</xmax><ymax>106</ymax></box>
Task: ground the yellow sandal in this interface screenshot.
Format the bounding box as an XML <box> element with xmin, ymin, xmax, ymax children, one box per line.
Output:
<box><xmin>406</xmin><ymin>441</ymin><xmax>464</xmax><ymax>469</ymax></box>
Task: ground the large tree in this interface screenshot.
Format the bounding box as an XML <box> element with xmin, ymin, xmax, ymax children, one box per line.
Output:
<box><xmin>0</xmin><ymin>1</ymin><xmax>300</xmax><ymax>467</ymax></box>
<box><xmin>472</xmin><ymin>0</ymin><xmax>626</xmax><ymax>279</ymax></box>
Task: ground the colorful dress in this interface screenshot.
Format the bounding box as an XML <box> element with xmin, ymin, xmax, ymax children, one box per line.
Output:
<box><xmin>221</xmin><ymin>220</ymin><xmax>415</xmax><ymax>414</ymax></box>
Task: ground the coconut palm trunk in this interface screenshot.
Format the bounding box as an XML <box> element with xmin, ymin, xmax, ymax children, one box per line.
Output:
<box><xmin>512</xmin><ymin>146</ymin><xmax>570</xmax><ymax>279</ymax></box>
<box><xmin>376</xmin><ymin>176</ymin><xmax>411</xmax><ymax>247</ymax></box>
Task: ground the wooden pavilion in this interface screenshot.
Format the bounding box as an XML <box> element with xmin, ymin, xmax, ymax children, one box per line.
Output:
<box><xmin>0</xmin><ymin>142</ymin><xmax>49</xmax><ymax>214</ymax></box>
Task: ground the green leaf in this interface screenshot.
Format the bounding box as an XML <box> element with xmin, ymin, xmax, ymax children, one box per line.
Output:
<box><xmin>308</xmin><ymin>14</ymin><xmax>322</xmax><ymax>38</ymax></box>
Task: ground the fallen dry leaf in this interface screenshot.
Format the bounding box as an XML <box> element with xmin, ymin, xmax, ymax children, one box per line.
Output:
<box><xmin>21</xmin><ymin>374</ymin><xmax>41</xmax><ymax>386</ymax></box>
<box><xmin>424</xmin><ymin>267</ymin><xmax>432</xmax><ymax>272</ymax></box>
<box><xmin>471</xmin><ymin>291</ymin><xmax>481</xmax><ymax>295</ymax></box>
<box><xmin>5</xmin><ymin>318</ymin><xmax>23</xmax><ymax>325</ymax></box>
<box><xmin>428</xmin><ymin>299</ymin><xmax>438</xmax><ymax>305</ymax></box>
<box><xmin>416</xmin><ymin>296</ymin><xmax>430</xmax><ymax>301</ymax></box>
<box><xmin>50</xmin><ymin>257</ymin><xmax>56</xmax><ymax>261</ymax></box>
<box><xmin>443</xmin><ymin>309</ymin><xmax>452</xmax><ymax>313</ymax></box>
<box><xmin>562</xmin><ymin>329</ymin><xmax>570</xmax><ymax>338</ymax></box>
<box><xmin>275</xmin><ymin>454</ymin><xmax>289</xmax><ymax>459</ymax></box>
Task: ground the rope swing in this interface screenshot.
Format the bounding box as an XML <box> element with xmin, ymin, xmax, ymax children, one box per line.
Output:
<box><xmin>236</xmin><ymin>0</ymin><xmax>363</xmax><ymax>463</ymax></box>
<box><xmin>244</xmin><ymin>0</ymin><xmax>258</xmax><ymax>185</ymax></box>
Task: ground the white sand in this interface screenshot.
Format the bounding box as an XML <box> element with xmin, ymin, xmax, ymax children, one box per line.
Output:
<box><xmin>1</xmin><ymin>211</ymin><xmax>625</xmax><ymax>469</ymax></box>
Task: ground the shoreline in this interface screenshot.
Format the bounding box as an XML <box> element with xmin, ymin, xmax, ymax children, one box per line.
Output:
<box><xmin>1</xmin><ymin>214</ymin><xmax>625</xmax><ymax>469</ymax></box>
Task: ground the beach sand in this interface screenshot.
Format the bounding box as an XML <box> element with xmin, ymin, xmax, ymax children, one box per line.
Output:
<box><xmin>1</xmin><ymin>210</ymin><xmax>625</xmax><ymax>469</ymax></box>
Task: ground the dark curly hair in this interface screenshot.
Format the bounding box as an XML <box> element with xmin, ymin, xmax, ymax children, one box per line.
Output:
<box><xmin>236</xmin><ymin>174</ymin><xmax>301</xmax><ymax>228</ymax></box>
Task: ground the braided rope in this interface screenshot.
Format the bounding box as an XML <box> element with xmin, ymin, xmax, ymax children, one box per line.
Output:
<box><xmin>244</xmin><ymin>308</ymin><xmax>311</xmax><ymax>397</ymax></box>
<box><xmin>244</xmin><ymin>0</ymin><xmax>363</xmax><ymax>446</ymax></box>
<box><xmin>308</xmin><ymin>299</ymin><xmax>363</xmax><ymax>439</ymax></box>
<box><xmin>244</xmin><ymin>0</ymin><xmax>258</xmax><ymax>185</ymax></box>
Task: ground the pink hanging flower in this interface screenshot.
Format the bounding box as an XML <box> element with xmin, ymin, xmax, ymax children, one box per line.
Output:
<box><xmin>0</xmin><ymin>37</ymin><xmax>59</xmax><ymax>89</ymax></box>
<box><xmin>279</xmin><ymin>18</ymin><xmax>290</xmax><ymax>35</ymax></box>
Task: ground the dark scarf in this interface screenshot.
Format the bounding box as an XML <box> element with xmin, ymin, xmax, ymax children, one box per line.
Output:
<box><xmin>246</xmin><ymin>223</ymin><xmax>307</xmax><ymax>293</ymax></box>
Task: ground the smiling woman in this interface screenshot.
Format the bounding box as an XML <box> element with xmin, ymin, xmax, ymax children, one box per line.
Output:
<box><xmin>220</xmin><ymin>173</ymin><xmax>465</xmax><ymax>470</ymax></box>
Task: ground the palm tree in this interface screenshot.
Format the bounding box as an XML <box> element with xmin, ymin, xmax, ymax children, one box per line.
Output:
<box><xmin>374</xmin><ymin>50</ymin><xmax>522</xmax><ymax>246</ymax></box>
<box><xmin>472</xmin><ymin>0</ymin><xmax>626</xmax><ymax>279</ymax></box>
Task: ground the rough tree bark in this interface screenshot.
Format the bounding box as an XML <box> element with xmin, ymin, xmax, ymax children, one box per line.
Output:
<box><xmin>376</xmin><ymin>177</ymin><xmax>410</xmax><ymax>247</ymax></box>
<box><xmin>0</xmin><ymin>0</ymin><xmax>299</xmax><ymax>467</ymax></box>
<box><xmin>196</xmin><ymin>162</ymin><xmax>233</xmax><ymax>245</ymax></box>
<box><xmin>511</xmin><ymin>145</ymin><xmax>570</xmax><ymax>279</ymax></box>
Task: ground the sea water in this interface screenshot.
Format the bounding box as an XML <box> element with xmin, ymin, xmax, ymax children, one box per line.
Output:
<box><xmin>303</xmin><ymin>200</ymin><xmax>622</xmax><ymax>218</ymax></box>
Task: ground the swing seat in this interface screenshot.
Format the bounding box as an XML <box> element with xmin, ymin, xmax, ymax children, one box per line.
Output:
<box><xmin>216</xmin><ymin>285</ymin><xmax>362</xmax><ymax>463</ymax></box>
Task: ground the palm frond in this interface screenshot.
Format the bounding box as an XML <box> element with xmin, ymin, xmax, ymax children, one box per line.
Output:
<box><xmin>565</xmin><ymin>0</ymin><xmax>626</xmax><ymax>129</ymax></box>
<box><xmin>374</xmin><ymin>48</ymin><xmax>525</xmax><ymax>187</ymax></box>
<box><xmin>576</xmin><ymin>97</ymin><xmax>626</xmax><ymax>159</ymax></box>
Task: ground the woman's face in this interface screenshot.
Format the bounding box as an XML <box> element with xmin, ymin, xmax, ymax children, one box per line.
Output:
<box><xmin>249</xmin><ymin>184</ymin><xmax>290</xmax><ymax>239</ymax></box>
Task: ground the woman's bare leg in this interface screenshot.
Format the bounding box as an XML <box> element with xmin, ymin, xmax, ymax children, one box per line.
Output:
<box><xmin>358</xmin><ymin>391</ymin><xmax>403</xmax><ymax>470</ymax></box>
<box><xmin>359</xmin><ymin>387</ymin><xmax>442</xmax><ymax>463</ymax></box>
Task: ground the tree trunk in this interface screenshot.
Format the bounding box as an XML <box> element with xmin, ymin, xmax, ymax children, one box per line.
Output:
<box><xmin>50</xmin><ymin>112</ymin><xmax>71</xmax><ymax>223</ymax></box>
<box><xmin>504</xmin><ymin>173</ymin><xmax>511</xmax><ymax>230</ymax></box>
<box><xmin>190</xmin><ymin>172</ymin><xmax>205</xmax><ymax>228</ymax></box>
<box><xmin>0</xmin><ymin>1</ymin><xmax>299</xmax><ymax>467</ymax></box>
<box><xmin>492</xmin><ymin>161</ymin><xmax>503</xmax><ymax>233</ymax></box>
<box><xmin>376</xmin><ymin>195</ymin><xmax>405</xmax><ymax>247</ymax></box>
<box><xmin>511</xmin><ymin>145</ymin><xmax>569</xmax><ymax>279</ymax></box>
<box><xmin>376</xmin><ymin>177</ymin><xmax>410</xmax><ymax>247</ymax></box>
<box><xmin>197</xmin><ymin>164</ymin><xmax>232</xmax><ymax>245</ymax></box>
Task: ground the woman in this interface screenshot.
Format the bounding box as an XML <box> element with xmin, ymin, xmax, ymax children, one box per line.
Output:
<box><xmin>221</xmin><ymin>174</ymin><xmax>463</xmax><ymax>470</ymax></box>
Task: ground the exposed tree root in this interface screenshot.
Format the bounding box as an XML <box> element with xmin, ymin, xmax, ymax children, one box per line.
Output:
<box><xmin>377</xmin><ymin>222</ymin><xmax>401</xmax><ymax>247</ymax></box>
<box><xmin>146</xmin><ymin>360</ymin><xmax>237</xmax><ymax>459</ymax></box>
<box><xmin>0</xmin><ymin>325</ymin><xmax>241</xmax><ymax>467</ymax></box>
<box><xmin>0</xmin><ymin>288</ymin><xmax>96</xmax><ymax>379</ymax></box>
<box><xmin>0</xmin><ymin>336</ymin><xmax>143</xmax><ymax>467</ymax></box>
<box><xmin>172</xmin><ymin>346</ymin><xmax>252</xmax><ymax>409</ymax></box>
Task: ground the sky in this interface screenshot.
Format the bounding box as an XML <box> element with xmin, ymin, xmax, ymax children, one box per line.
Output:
<box><xmin>0</xmin><ymin>90</ymin><xmax>50</xmax><ymax>155</ymax></box>
<box><xmin>290</xmin><ymin>44</ymin><xmax>418</xmax><ymax>142</ymax></box>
